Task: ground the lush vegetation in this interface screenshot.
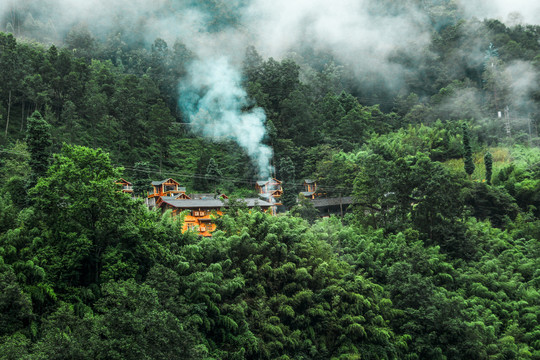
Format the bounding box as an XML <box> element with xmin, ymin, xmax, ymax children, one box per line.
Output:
<box><xmin>1</xmin><ymin>2</ymin><xmax>540</xmax><ymax>359</ymax></box>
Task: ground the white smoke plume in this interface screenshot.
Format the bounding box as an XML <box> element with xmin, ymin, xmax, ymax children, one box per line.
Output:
<box><xmin>179</xmin><ymin>57</ymin><xmax>273</xmax><ymax>178</ymax></box>
<box><xmin>504</xmin><ymin>61</ymin><xmax>540</xmax><ymax>123</ymax></box>
<box><xmin>1</xmin><ymin>0</ymin><xmax>539</xmax><ymax>166</ymax></box>
<box><xmin>437</xmin><ymin>87</ymin><xmax>485</xmax><ymax>120</ymax></box>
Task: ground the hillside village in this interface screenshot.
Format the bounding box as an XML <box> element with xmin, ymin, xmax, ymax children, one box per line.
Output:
<box><xmin>1</xmin><ymin>1</ymin><xmax>540</xmax><ymax>358</ymax></box>
<box><xmin>116</xmin><ymin>177</ymin><xmax>354</xmax><ymax>236</ymax></box>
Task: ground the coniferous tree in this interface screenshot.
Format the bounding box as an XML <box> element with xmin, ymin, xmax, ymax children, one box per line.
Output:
<box><xmin>131</xmin><ymin>161</ymin><xmax>156</xmax><ymax>197</ymax></box>
<box><xmin>279</xmin><ymin>156</ymin><xmax>297</xmax><ymax>210</ymax></box>
<box><xmin>290</xmin><ymin>195</ymin><xmax>319</xmax><ymax>224</ymax></box>
<box><xmin>484</xmin><ymin>151</ymin><xmax>493</xmax><ymax>185</ymax></box>
<box><xmin>462</xmin><ymin>122</ymin><xmax>475</xmax><ymax>177</ymax></box>
<box><xmin>205</xmin><ymin>157</ymin><xmax>222</xmax><ymax>192</ymax></box>
<box><xmin>25</xmin><ymin>110</ymin><xmax>52</xmax><ymax>186</ymax></box>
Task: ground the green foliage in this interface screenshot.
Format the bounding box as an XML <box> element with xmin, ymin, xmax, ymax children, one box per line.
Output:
<box><xmin>353</xmin><ymin>148</ymin><xmax>467</xmax><ymax>256</ymax></box>
<box><xmin>0</xmin><ymin>9</ymin><xmax>539</xmax><ymax>359</ymax></box>
<box><xmin>462</xmin><ymin>182</ymin><xmax>519</xmax><ymax>227</ymax></box>
<box><xmin>205</xmin><ymin>157</ymin><xmax>222</xmax><ymax>192</ymax></box>
<box><xmin>484</xmin><ymin>151</ymin><xmax>493</xmax><ymax>184</ymax></box>
<box><xmin>462</xmin><ymin>122</ymin><xmax>475</xmax><ymax>177</ymax></box>
<box><xmin>494</xmin><ymin>146</ymin><xmax>540</xmax><ymax>217</ymax></box>
<box><xmin>278</xmin><ymin>156</ymin><xmax>297</xmax><ymax>210</ymax></box>
<box><xmin>172</xmin><ymin>210</ymin><xmax>405</xmax><ymax>359</ymax></box>
<box><xmin>131</xmin><ymin>161</ymin><xmax>157</xmax><ymax>197</ymax></box>
<box><xmin>0</xmin><ymin>265</ymin><xmax>33</xmax><ymax>337</ymax></box>
<box><xmin>290</xmin><ymin>196</ymin><xmax>320</xmax><ymax>224</ymax></box>
<box><xmin>313</xmin><ymin>216</ymin><xmax>540</xmax><ymax>359</ymax></box>
<box><xmin>25</xmin><ymin>111</ymin><xmax>51</xmax><ymax>185</ymax></box>
<box><xmin>29</xmin><ymin>145</ymin><xmax>164</xmax><ymax>296</ymax></box>
<box><xmin>92</xmin><ymin>279</ymin><xmax>194</xmax><ymax>359</ymax></box>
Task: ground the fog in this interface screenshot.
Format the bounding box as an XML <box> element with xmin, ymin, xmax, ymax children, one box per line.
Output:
<box><xmin>1</xmin><ymin>0</ymin><xmax>539</xmax><ymax>172</ymax></box>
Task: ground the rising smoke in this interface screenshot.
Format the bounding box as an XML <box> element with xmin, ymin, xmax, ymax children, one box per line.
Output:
<box><xmin>1</xmin><ymin>0</ymin><xmax>539</xmax><ymax>171</ymax></box>
<box><xmin>179</xmin><ymin>57</ymin><xmax>273</xmax><ymax>178</ymax></box>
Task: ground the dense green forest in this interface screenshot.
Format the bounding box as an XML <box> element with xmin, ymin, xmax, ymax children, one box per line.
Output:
<box><xmin>1</xmin><ymin>0</ymin><xmax>540</xmax><ymax>359</ymax></box>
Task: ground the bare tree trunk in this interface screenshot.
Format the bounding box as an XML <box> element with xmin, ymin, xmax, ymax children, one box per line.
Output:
<box><xmin>5</xmin><ymin>90</ymin><xmax>11</xmax><ymax>137</ymax></box>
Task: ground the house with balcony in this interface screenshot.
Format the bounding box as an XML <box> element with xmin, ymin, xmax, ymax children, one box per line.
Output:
<box><xmin>158</xmin><ymin>197</ymin><xmax>272</xmax><ymax>237</ymax></box>
<box><xmin>144</xmin><ymin>177</ymin><xmax>272</xmax><ymax>236</ymax></box>
<box><xmin>255</xmin><ymin>178</ymin><xmax>283</xmax><ymax>204</ymax></box>
<box><xmin>115</xmin><ymin>178</ymin><xmax>134</xmax><ymax>195</ymax></box>
<box><xmin>146</xmin><ymin>178</ymin><xmax>187</xmax><ymax>208</ymax></box>
<box><xmin>149</xmin><ymin>178</ymin><xmax>186</xmax><ymax>197</ymax></box>
<box><xmin>300</xmin><ymin>179</ymin><xmax>319</xmax><ymax>199</ymax></box>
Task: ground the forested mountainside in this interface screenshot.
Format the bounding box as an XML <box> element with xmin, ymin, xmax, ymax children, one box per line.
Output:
<box><xmin>1</xmin><ymin>0</ymin><xmax>540</xmax><ymax>359</ymax></box>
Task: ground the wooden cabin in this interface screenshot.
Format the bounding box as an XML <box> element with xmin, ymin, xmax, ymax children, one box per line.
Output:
<box><xmin>255</xmin><ymin>178</ymin><xmax>283</xmax><ymax>206</ymax></box>
<box><xmin>145</xmin><ymin>177</ymin><xmax>274</xmax><ymax>235</ymax></box>
<box><xmin>115</xmin><ymin>178</ymin><xmax>134</xmax><ymax>195</ymax></box>
<box><xmin>159</xmin><ymin>198</ymin><xmax>272</xmax><ymax>237</ymax></box>
<box><xmin>300</xmin><ymin>179</ymin><xmax>318</xmax><ymax>199</ymax></box>
<box><xmin>309</xmin><ymin>196</ymin><xmax>355</xmax><ymax>217</ymax></box>
<box><xmin>148</xmin><ymin>178</ymin><xmax>186</xmax><ymax>198</ymax></box>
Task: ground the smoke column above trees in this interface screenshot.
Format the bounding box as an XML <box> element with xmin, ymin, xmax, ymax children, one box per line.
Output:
<box><xmin>1</xmin><ymin>0</ymin><xmax>539</xmax><ymax>172</ymax></box>
<box><xmin>179</xmin><ymin>57</ymin><xmax>273</xmax><ymax>178</ymax></box>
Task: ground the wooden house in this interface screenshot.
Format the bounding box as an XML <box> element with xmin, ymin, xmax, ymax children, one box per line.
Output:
<box><xmin>255</xmin><ymin>178</ymin><xmax>283</xmax><ymax>205</ymax></box>
<box><xmin>148</xmin><ymin>178</ymin><xmax>186</xmax><ymax>198</ymax></box>
<box><xmin>145</xmin><ymin>178</ymin><xmax>187</xmax><ymax>208</ymax></box>
<box><xmin>309</xmin><ymin>196</ymin><xmax>355</xmax><ymax>217</ymax></box>
<box><xmin>300</xmin><ymin>179</ymin><xmax>318</xmax><ymax>199</ymax></box>
<box><xmin>159</xmin><ymin>197</ymin><xmax>272</xmax><ymax>237</ymax></box>
<box><xmin>115</xmin><ymin>178</ymin><xmax>134</xmax><ymax>195</ymax></box>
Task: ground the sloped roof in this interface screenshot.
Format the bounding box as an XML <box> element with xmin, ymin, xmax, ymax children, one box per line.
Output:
<box><xmin>175</xmin><ymin>193</ymin><xmax>191</xmax><ymax>199</ymax></box>
<box><xmin>304</xmin><ymin>179</ymin><xmax>316</xmax><ymax>184</ymax></box>
<box><xmin>151</xmin><ymin>178</ymin><xmax>181</xmax><ymax>186</ymax></box>
<box><xmin>116</xmin><ymin>178</ymin><xmax>132</xmax><ymax>185</ymax></box>
<box><xmin>161</xmin><ymin>198</ymin><xmax>273</xmax><ymax>209</ymax></box>
<box><xmin>310</xmin><ymin>197</ymin><xmax>355</xmax><ymax>208</ymax></box>
<box><xmin>256</xmin><ymin>178</ymin><xmax>282</xmax><ymax>186</ymax></box>
<box><xmin>189</xmin><ymin>193</ymin><xmax>228</xmax><ymax>200</ymax></box>
<box><xmin>301</xmin><ymin>191</ymin><xmax>315</xmax><ymax>197</ymax></box>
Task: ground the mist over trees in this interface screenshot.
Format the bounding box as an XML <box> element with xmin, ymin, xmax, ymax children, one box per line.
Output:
<box><xmin>1</xmin><ymin>1</ymin><xmax>540</xmax><ymax>359</ymax></box>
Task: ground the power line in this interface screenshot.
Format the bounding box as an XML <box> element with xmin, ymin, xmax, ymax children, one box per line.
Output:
<box><xmin>120</xmin><ymin>163</ymin><xmax>352</xmax><ymax>192</ymax></box>
<box><xmin>1</xmin><ymin>147</ymin><xmax>351</xmax><ymax>192</ymax></box>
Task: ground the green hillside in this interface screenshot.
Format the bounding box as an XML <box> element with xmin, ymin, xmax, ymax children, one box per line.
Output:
<box><xmin>0</xmin><ymin>1</ymin><xmax>539</xmax><ymax>359</ymax></box>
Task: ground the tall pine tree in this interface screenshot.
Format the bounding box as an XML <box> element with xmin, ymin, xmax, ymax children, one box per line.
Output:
<box><xmin>26</xmin><ymin>111</ymin><xmax>52</xmax><ymax>187</ymax></box>
<box><xmin>279</xmin><ymin>156</ymin><xmax>297</xmax><ymax>210</ymax></box>
<box><xmin>462</xmin><ymin>122</ymin><xmax>475</xmax><ymax>177</ymax></box>
<box><xmin>205</xmin><ymin>157</ymin><xmax>222</xmax><ymax>193</ymax></box>
<box><xmin>484</xmin><ymin>151</ymin><xmax>493</xmax><ymax>185</ymax></box>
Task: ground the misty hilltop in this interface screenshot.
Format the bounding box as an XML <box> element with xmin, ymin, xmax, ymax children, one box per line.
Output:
<box><xmin>1</xmin><ymin>0</ymin><xmax>539</xmax><ymax>177</ymax></box>
<box><xmin>1</xmin><ymin>1</ymin><xmax>540</xmax><ymax>359</ymax></box>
